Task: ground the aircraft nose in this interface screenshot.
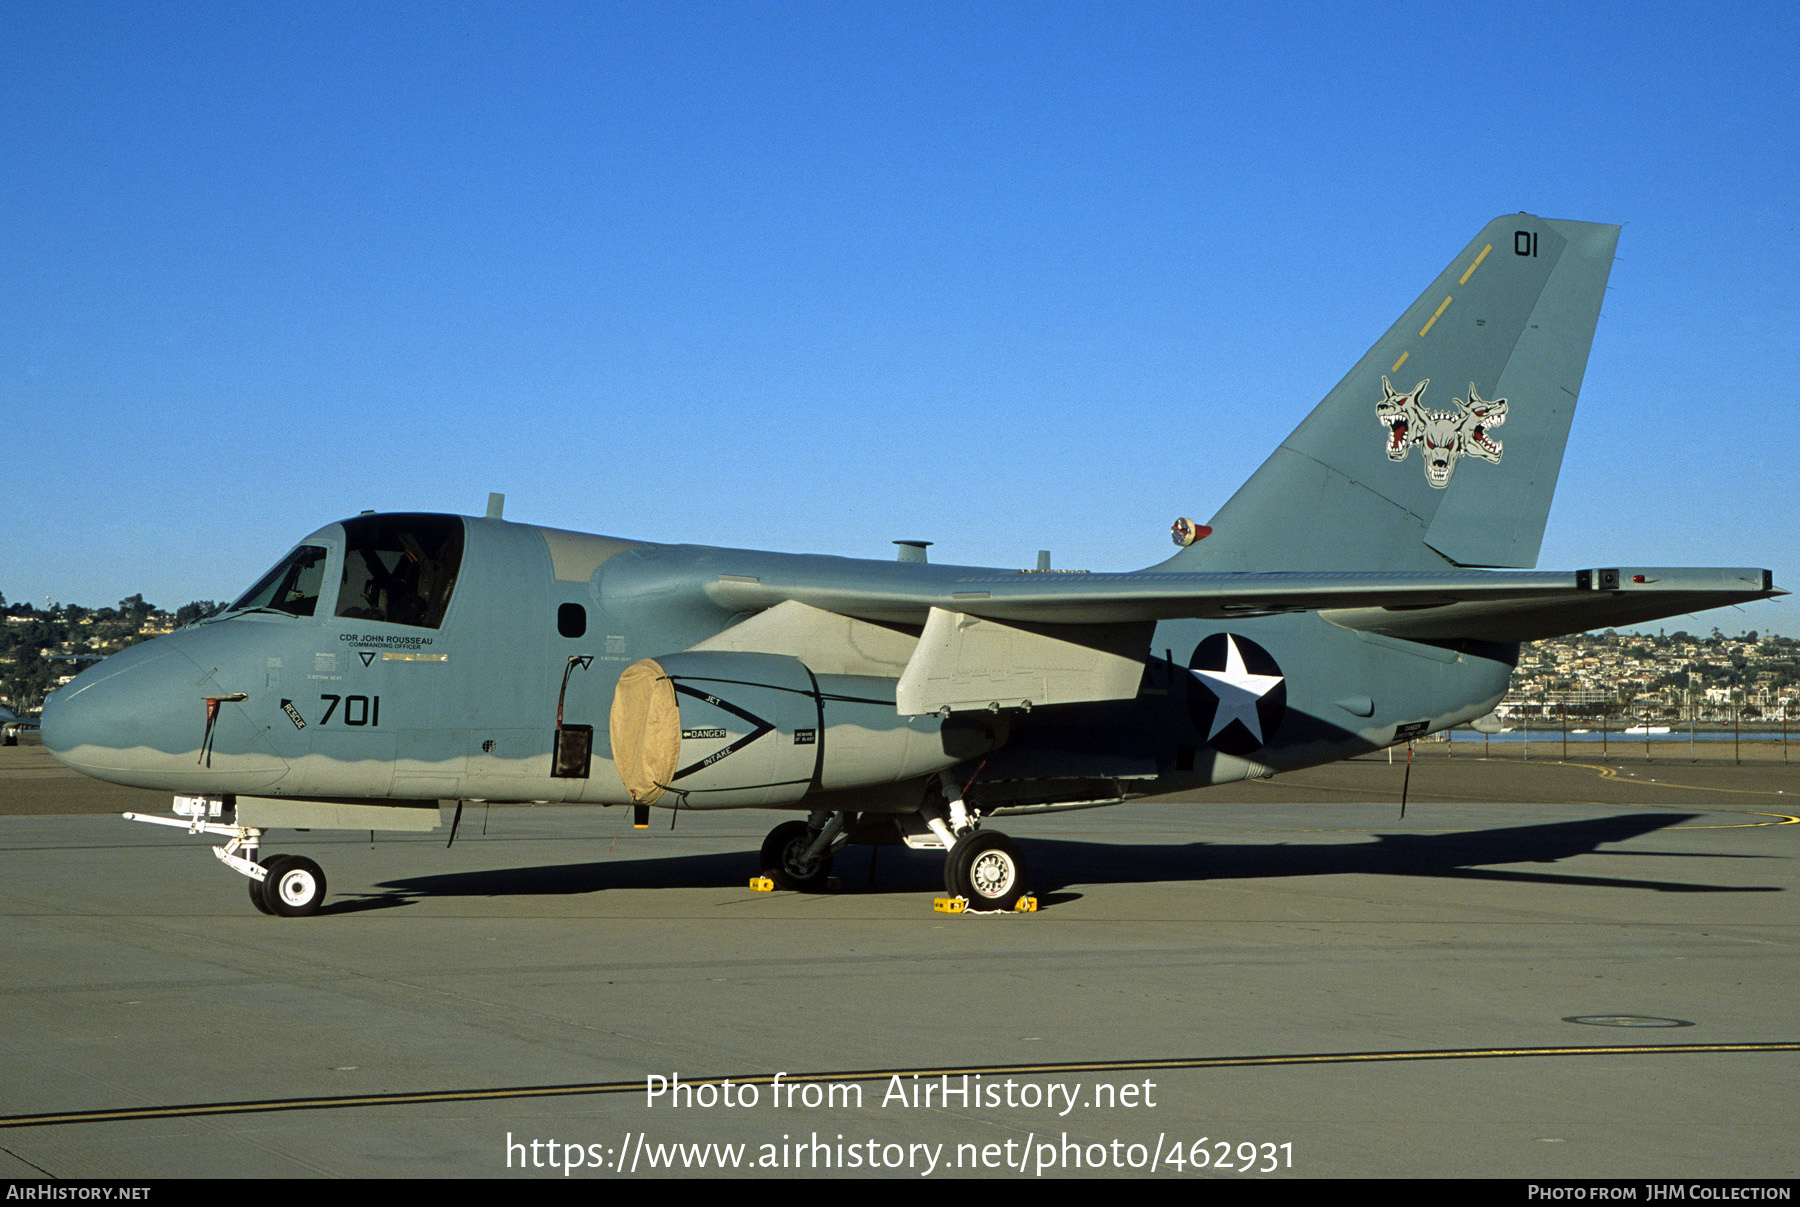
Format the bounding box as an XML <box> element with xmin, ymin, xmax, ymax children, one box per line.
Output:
<box><xmin>44</xmin><ymin>643</ymin><xmax>210</xmax><ymax>780</ymax></box>
<box><xmin>43</xmin><ymin>639</ymin><xmax>287</xmax><ymax>791</ymax></box>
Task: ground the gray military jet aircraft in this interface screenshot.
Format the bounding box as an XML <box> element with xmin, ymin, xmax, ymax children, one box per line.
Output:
<box><xmin>41</xmin><ymin>214</ymin><xmax>1781</xmax><ymax>916</ymax></box>
<box><xmin>1</xmin><ymin>706</ymin><xmax>39</xmax><ymax>746</ymax></box>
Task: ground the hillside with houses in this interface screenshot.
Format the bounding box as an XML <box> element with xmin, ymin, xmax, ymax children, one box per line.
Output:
<box><xmin>0</xmin><ymin>595</ymin><xmax>218</xmax><ymax>711</ymax></box>
<box><xmin>1504</xmin><ymin>628</ymin><xmax>1796</xmax><ymax>722</ymax></box>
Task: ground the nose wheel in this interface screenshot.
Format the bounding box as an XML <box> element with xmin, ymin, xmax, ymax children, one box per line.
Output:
<box><xmin>254</xmin><ymin>854</ymin><xmax>328</xmax><ymax>917</ymax></box>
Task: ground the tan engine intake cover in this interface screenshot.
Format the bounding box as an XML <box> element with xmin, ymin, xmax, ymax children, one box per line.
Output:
<box><xmin>608</xmin><ymin>658</ymin><xmax>679</xmax><ymax>804</ymax></box>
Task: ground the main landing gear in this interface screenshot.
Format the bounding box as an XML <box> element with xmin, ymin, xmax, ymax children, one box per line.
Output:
<box><xmin>943</xmin><ymin>829</ymin><xmax>1027</xmax><ymax>912</ymax></box>
<box><xmin>753</xmin><ymin>772</ymin><xmax>1030</xmax><ymax>911</ymax></box>
<box><xmin>759</xmin><ymin>810</ymin><xmax>847</xmax><ymax>891</ymax></box>
<box><xmin>918</xmin><ymin>770</ymin><xmax>1029</xmax><ymax>911</ymax></box>
<box><xmin>125</xmin><ymin>801</ymin><xmax>328</xmax><ymax>918</ymax></box>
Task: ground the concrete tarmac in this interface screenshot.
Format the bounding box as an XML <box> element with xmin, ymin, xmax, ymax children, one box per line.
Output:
<box><xmin>1</xmin><ymin>743</ymin><xmax>1796</xmax><ymax>1180</ymax></box>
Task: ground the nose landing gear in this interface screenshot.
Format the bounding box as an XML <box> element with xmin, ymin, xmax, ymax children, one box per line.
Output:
<box><xmin>125</xmin><ymin>800</ymin><xmax>329</xmax><ymax>918</ymax></box>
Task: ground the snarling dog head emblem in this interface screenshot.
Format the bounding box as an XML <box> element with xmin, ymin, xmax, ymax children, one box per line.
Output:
<box><xmin>1375</xmin><ymin>377</ymin><xmax>1507</xmax><ymax>488</ymax></box>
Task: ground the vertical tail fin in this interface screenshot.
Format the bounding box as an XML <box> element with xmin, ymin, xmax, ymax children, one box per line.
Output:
<box><xmin>1158</xmin><ymin>214</ymin><xmax>1619</xmax><ymax>572</ymax></box>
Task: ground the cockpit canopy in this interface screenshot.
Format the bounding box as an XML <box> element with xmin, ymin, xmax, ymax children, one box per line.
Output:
<box><xmin>335</xmin><ymin>513</ymin><xmax>463</xmax><ymax>627</ymax></box>
<box><xmin>228</xmin><ymin>513</ymin><xmax>465</xmax><ymax>629</ymax></box>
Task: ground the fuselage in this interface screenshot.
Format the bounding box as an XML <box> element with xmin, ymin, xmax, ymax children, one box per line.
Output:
<box><xmin>42</xmin><ymin>512</ymin><xmax>1517</xmax><ymax>812</ymax></box>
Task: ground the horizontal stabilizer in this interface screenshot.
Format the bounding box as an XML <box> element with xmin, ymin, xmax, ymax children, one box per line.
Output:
<box><xmin>1321</xmin><ymin>568</ymin><xmax>1780</xmax><ymax>643</ymax></box>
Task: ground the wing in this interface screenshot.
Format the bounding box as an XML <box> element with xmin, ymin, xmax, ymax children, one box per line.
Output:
<box><xmin>686</xmin><ymin>563</ymin><xmax>1780</xmax><ymax>715</ymax></box>
<box><xmin>701</xmin><ymin>564</ymin><xmax>1780</xmax><ymax>636</ymax></box>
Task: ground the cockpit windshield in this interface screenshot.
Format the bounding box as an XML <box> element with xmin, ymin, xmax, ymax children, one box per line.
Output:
<box><xmin>230</xmin><ymin>546</ymin><xmax>329</xmax><ymax>616</ymax></box>
<box><xmin>335</xmin><ymin>513</ymin><xmax>463</xmax><ymax>629</ymax></box>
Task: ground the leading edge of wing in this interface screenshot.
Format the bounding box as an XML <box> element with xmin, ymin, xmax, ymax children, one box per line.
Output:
<box><xmin>703</xmin><ymin>566</ymin><xmax>1780</xmax><ymax>630</ymax></box>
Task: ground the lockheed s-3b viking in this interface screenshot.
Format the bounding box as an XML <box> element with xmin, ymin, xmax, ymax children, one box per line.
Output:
<box><xmin>41</xmin><ymin>215</ymin><xmax>1783</xmax><ymax>915</ymax></box>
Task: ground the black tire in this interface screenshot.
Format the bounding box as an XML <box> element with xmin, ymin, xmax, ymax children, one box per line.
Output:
<box><xmin>946</xmin><ymin>830</ymin><xmax>1026</xmax><ymax>911</ymax></box>
<box><xmin>249</xmin><ymin>856</ymin><xmax>282</xmax><ymax>915</ymax></box>
<box><xmin>265</xmin><ymin>855</ymin><xmax>327</xmax><ymax>917</ymax></box>
<box><xmin>759</xmin><ymin>820</ymin><xmax>832</xmax><ymax>891</ymax></box>
<box><xmin>943</xmin><ymin>833</ymin><xmax>975</xmax><ymax>895</ymax></box>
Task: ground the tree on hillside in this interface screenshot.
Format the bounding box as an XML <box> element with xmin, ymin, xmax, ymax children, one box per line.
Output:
<box><xmin>174</xmin><ymin>601</ymin><xmax>221</xmax><ymax>626</ymax></box>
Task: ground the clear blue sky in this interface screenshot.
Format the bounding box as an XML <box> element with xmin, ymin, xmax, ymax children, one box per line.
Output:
<box><xmin>5</xmin><ymin>2</ymin><xmax>1796</xmax><ymax>635</ymax></box>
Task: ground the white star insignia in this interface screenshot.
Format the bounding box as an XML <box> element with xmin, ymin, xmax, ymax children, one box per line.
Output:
<box><xmin>1190</xmin><ymin>634</ymin><xmax>1284</xmax><ymax>745</ymax></box>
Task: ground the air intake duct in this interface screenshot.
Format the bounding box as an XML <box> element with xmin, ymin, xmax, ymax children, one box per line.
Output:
<box><xmin>608</xmin><ymin>652</ymin><xmax>1002</xmax><ymax>809</ymax></box>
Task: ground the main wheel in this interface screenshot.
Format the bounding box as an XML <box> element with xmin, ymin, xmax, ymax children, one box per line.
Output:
<box><xmin>248</xmin><ymin>856</ymin><xmax>282</xmax><ymax>915</ymax></box>
<box><xmin>946</xmin><ymin>830</ymin><xmax>1026</xmax><ymax>911</ymax></box>
<box><xmin>759</xmin><ymin>820</ymin><xmax>833</xmax><ymax>891</ymax></box>
<box><xmin>265</xmin><ymin>855</ymin><xmax>327</xmax><ymax>917</ymax></box>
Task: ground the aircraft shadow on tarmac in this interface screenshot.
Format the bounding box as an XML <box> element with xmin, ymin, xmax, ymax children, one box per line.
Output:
<box><xmin>336</xmin><ymin>811</ymin><xmax>1776</xmax><ymax>913</ymax></box>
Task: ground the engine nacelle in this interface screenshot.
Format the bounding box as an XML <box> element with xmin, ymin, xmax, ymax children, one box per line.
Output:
<box><xmin>608</xmin><ymin>651</ymin><xmax>1001</xmax><ymax>808</ymax></box>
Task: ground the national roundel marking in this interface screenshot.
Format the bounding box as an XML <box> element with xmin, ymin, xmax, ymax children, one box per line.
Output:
<box><xmin>1185</xmin><ymin>633</ymin><xmax>1287</xmax><ymax>757</ymax></box>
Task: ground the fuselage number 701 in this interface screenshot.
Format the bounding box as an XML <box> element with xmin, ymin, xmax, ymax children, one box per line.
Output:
<box><xmin>319</xmin><ymin>694</ymin><xmax>381</xmax><ymax>726</ymax></box>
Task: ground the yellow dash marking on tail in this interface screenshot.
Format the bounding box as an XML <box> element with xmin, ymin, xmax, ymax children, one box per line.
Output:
<box><xmin>1459</xmin><ymin>243</ymin><xmax>1493</xmax><ymax>285</ymax></box>
<box><xmin>1419</xmin><ymin>295</ymin><xmax>1453</xmax><ymax>337</ymax></box>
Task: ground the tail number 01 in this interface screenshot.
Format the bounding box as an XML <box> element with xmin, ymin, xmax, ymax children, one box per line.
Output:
<box><xmin>319</xmin><ymin>694</ymin><xmax>381</xmax><ymax>726</ymax></box>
